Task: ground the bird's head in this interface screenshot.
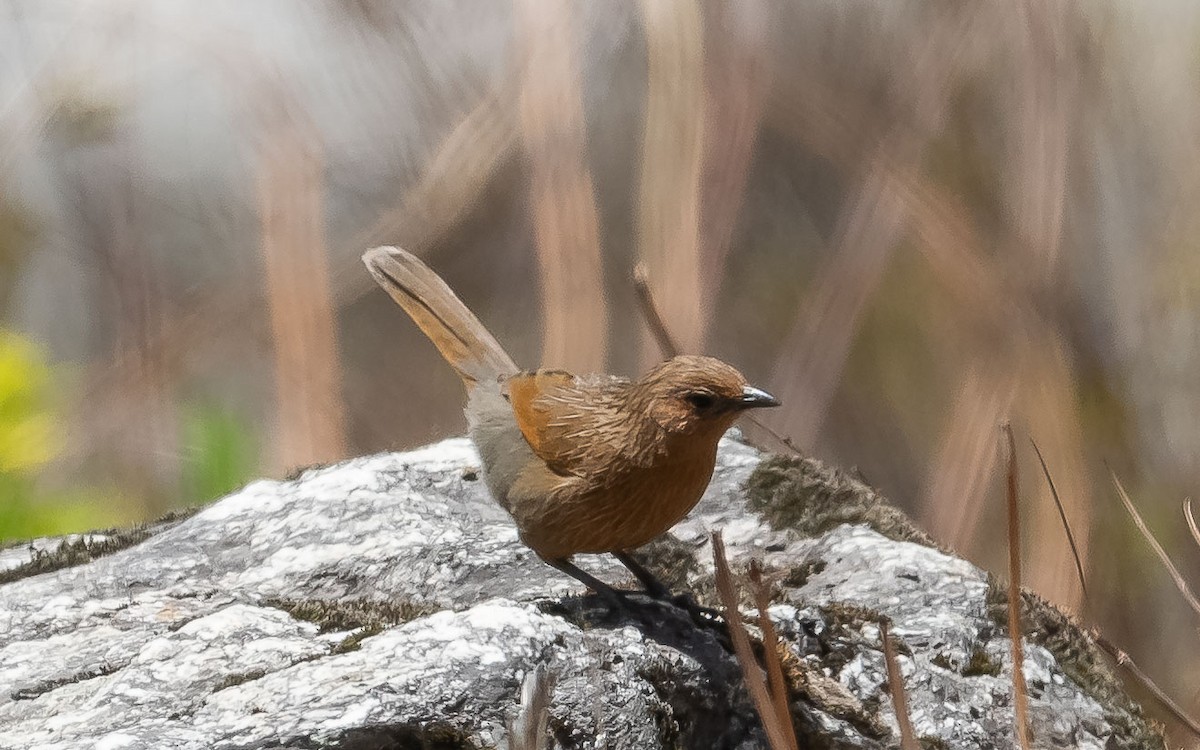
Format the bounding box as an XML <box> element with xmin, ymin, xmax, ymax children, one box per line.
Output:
<box><xmin>635</xmin><ymin>355</ymin><xmax>780</xmax><ymax>437</ymax></box>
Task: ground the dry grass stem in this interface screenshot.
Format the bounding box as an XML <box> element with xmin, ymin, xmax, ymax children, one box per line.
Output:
<box><xmin>695</xmin><ymin>0</ymin><xmax>769</xmax><ymax>330</ymax></box>
<box><xmin>1003</xmin><ymin>425</ymin><xmax>1032</xmax><ymax>749</ymax></box>
<box><xmin>1109</xmin><ymin>471</ymin><xmax>1200</xmax><ymax>619</ymax></box>
<box><xmin>516</xmin><ymin>0</ymin><xmax>607</xmax><ymax>372</ymax></box>
<box><xmin>767</xmin><ymin>5</ymin><xmax>980</xmax><ymax>447</ymax></box>
<box><xmin>748</xmin><ymin>562</ymin><xmax>795</xmax><ymax>743</ymax></box>
<box><xmin>258</xmin><ymin>126</ymin><xmax>347</xmax><ymax>470</ymax></box>
<box><xmin>879</xmin><ymin>620</ymin><xmax>919</xmax><ymax>750</ymax></box>
<box><xmin>509</xmin><ymin>663</ymin><xmax>557</xmax><ymax>750</ymax></box>
<box><xmin>637</xmin><ymin>0</ymin><xmax>706</xmax><ymax>357</ymax></box>
<box><xmin>712</xmin><ymin>533</ymin><xmax>798</xmax><ymax>750</ymax></box>
<box><xmin>1093</xmin><ymin>634</ymin><xmax>1200</xmax><ymax>739</ymax></box>
<box><xmin>923</xmin><ymin>369</ymin><xmax>1018</xmax><ymax>548</ymax></box>
<box><xmin>632</xmin><ymin>262</ymin><xmax>681</xmax><ymax>359</ymax></box>
<box><xmin>1184</xmin><ymin>499</ymin><xmax>1200</xmax><ymax>551</ymax></box>
<box><xmin>1030</xmin><ymin>437</ymin><xmax>1088</xmax><ymax>599</ymax></box>
<box><xmin>1018</xmin><ymin>347</ymin><xmax>1090</xmax><ymax>608</ymax></box>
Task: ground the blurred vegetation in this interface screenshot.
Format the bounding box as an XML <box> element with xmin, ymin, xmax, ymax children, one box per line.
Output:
<box><xmin>0</xmin><ymin>330</ymin><xmax>120</xmax><ymax>539</ymax></box>
<box><xmin>0</xmin><ymin>330</ymin><xmax>257</xmax><ymax>541</ymax></box>
<box><xmin>180</xmin><ymin>404</ymin><xmax>258</xmax><ymax>507</ymax></box>
<box><xmin>3</xmin><ymin>1</ymin><xmax>1200</xmax><ymax>742</ymax></box>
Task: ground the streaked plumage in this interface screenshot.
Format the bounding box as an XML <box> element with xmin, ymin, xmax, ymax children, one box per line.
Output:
<box><xmin>364</xmin><ymin>246</ymin><xmax>779</xmax><ymax>592</ymax></box>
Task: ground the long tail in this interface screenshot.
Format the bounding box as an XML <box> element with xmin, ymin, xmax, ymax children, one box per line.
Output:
<box><xmin>363</xmin><ymin>246</ymin><xmax>518</xmax><ymax>387</ymax></box>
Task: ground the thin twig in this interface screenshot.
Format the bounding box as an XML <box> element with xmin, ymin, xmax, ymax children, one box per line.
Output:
<box><xmin>749</xmin><ymin>562</ymin><xmax>796</xmax><ymax>744</ymax></box>
<box><xmin>1093</xmin><ymin>633</ymin><xmax>1200</xmax><ymax>739</ymax></box>
<box><xmin>1184</xmin><ymin>498</ymin><xmax>1200</xmax><ymax>551</ymax></box>
<box><xmin>1029</xmin><ymin>438</ymin><xmax>1088</xmax><ymax>599</ymax></box>
<box><xmin>1109</xmin><ymin>470</ymin><xmax>1200</xmax><ymax>619</ymax></box>
<box><xmin>712</xmin><ymin>533</ymin><xmax>798</xmax><ymax>750</ymax></box>
<box><xmin>1003</xmin><ymin>425</ymin><xmax>1032</xmax><ymax>749</ymax></box>
<box><xmin>879</xmin><ymin>620</ymin><xmax>919</xmax><ymax>750</ymax></box>
<box><xmin>632</xmin><ymin>262</ymin><xmax>682</xmax><ymax>359</ymax></box>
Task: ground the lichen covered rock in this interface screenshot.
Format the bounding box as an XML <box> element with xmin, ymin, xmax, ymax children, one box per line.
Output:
<box><xmin>0</xmin><ymin>437</ymin><xmax>1163</xmax><ymax>749</ymax></box>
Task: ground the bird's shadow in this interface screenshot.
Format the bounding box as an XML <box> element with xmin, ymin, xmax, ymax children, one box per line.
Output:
<box><xmin>533</xmin><ymin>593</ymin><xmax>735</xmax><ymax>665</ymax></box>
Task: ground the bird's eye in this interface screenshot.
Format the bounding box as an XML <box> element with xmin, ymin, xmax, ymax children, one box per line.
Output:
<box><xmin>685</xmin><ymin>391</ymin><xmax>716</xmax><ymax>410</ymax></box>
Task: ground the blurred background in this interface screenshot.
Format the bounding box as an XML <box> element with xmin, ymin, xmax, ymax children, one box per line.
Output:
<box><xmin>1</xmin><ymin>0</ymin><xmax>1199</xmax><ymax>741</ymax></box>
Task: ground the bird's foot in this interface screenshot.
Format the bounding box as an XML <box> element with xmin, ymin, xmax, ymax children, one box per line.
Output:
<box><xmin>664</xmin><ymin>591</ymin><xmax>724</xmax><ymax>626</ymax></box>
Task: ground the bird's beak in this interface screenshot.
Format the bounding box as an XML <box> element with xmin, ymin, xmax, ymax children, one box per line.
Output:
<box><xmin>737</xmin><ymin>385</ymin><xmax>781</xmax><ymax>409</ymax></box>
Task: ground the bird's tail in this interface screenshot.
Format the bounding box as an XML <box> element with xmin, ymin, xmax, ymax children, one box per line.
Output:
<box><xmin>363</xmin><ymin>246</ymin><xmax>518</xmax><ymax>388</ymax></box>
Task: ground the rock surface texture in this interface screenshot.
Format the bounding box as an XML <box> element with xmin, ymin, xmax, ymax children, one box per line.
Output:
<box><xmin>0</xmin><ymin>436</ymin><xmax>1163</xmax><ymax>749</ymax></box>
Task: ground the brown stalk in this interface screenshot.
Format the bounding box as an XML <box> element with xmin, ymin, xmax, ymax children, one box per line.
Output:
<box><xmin>765</xmin><ymin>6</ymin><xmax>1091</xmax><ymax>609</ymax></box>
<box><xmin>1003</xmin><ymin>425</ymin><xmax>1032</xmax><ymax>749</ymax></box>
<box><xmin>766</xmin><ymin>4</ymin><xmax>981</xmax><ymax>449</ymax></box>
<box><xmin>748</xmin><ymin>562</ymin><xmax>796</xmax><ymax>742</ymax></box>
<box><xmin>879</xmin><ymin>620</ymin><xmax>919</xmax><ymax>750</ymax></box>
<box><xmin>712</xmin><ymin>533</ymin><xmax>798</xmax><ymax>750</ymax></box>
<box><xmin>695</xmin><ymin>0</ymin><xmax>769</xmax><ymax>332</ymax></box>
<box><xmin>515</xmin><ymin>0</ymin><xmax>607</xmax><ymax>372</ymax></box>
<box><xmin>924</xmin><ymin>367</ymin><xmax>1019</xmax><ymax>550</ymax></box>
<box><xmin>257</xmin><ymin>124</ymin><xmax>347</xmax><ymax>470</ymax></box>
<box><xmin>1030</xmin><ymin>438</ymin><xmax>1088</xmax><ymax>599</ymax></box>
<box><xmin>1184</xmin><ymin>498</ymin><xmax>1200</xmax><ymax>551</ymax></box>
<box><xmin>72</xmin><ymin>84</ymin><xmax>520</xmax><ymax>468</ymax></box>
<box><xmin>1109</xmin><ymin>471</ymin><xmax>1200</xmax><ymax>619</ymax></box>
<box><xmin>636</xmin><ymin>0</ymin><xmax>707</xmax><ymax>357</ymax></box>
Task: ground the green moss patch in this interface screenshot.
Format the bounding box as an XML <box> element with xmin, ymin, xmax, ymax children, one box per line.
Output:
<box><xmin>745</xmin><ymin>455</ymin><xmax>936</xmax><ymax>547</ymax></box>
<box><xmin>986</xmin><ymin>577</ymin><xmax>1164</xmax><ymax>749</ymax></box>
<box><xmin>332</xmin><ymin>625</ymin><xmax>386</xmax><ymax>655</ymax></box>
<box><xmin>631</xmin><ymin>534</ymin><xmax>701</xmax><ymax>594</ymax></box>
<box><xmin>327</xmin><ymin>721</ymin><xmax>479</xmax><ymax>750</ymax></box>
<box><xmin>962</xmin><ymin>648</ymin><xmax>1001</xmax><ymax>677</ymax></box>
<box><xmin>264</xmin><ymin>596</ymin><xmax>440</xmax><ymax>634</ymax></box>
<box><xmin>212</xmin><ymin>668</ymin><xmax>268</xmax><ymax>692</ymax></box>
<box><xmin>0</xmin><ymin>509</ymin><xmax>198</xmax><ymax>585</ymax></box>
<box><xmin>9</xmin><ymin>661</ymin><xmax>123</xmax><ymax>701</ymax></box>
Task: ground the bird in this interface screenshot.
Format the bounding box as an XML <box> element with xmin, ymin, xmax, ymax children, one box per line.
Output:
<box><xmin>363</xmin><ymin>245</ymin><xmax>780</xmax><ymax>606</ymax></box>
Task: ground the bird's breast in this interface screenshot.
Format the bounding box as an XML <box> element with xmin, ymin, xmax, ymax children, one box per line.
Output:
<box><xmin>510</xmin><ymin>438</ymin><xmax>720</xmax><ymax>558</ymax></box>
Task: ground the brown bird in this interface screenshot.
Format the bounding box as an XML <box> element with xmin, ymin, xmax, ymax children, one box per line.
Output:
<box><xmin>363</xmin><ymin>246</ymin><xmax>779</xmax><ymax>604</ymax></box>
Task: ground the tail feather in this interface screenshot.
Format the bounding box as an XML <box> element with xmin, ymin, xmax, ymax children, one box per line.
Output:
<box><xmin>363</xmin><ymin>246</ymin><xmax>518</xmax><ymax>387</ymax></box>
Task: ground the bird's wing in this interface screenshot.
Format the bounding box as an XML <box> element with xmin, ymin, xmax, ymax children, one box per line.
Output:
<box><xmin>504</xmin><ymin>370</ymin><xmax>632</xmax><ymax>478</ymax></box>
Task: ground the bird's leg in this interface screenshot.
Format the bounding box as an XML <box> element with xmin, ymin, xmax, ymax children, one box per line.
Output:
<box><xmin>542</xmin><ymin>556</ymin><xmax>626</xmax><ymax>609</ymax></box>
<box><xmin>614</xmin><ymin>550</ymin><xmax>724</xmax><ymax>624</ymax></box>
<box><xmin>612</xmin><ymin>550</ymin><xmax>672</xmax><ymax>599</ymax></box>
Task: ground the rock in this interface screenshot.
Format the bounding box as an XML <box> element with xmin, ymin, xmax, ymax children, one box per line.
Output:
<box><xmin>0</xmin><ymin>436</ymin><xmax>1164</xmax><ymax>749</ymax></box>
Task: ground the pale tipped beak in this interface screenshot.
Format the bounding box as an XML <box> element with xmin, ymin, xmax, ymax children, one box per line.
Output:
<box><xmin>738</xmin><ymin>385</ymin><xmax>781</xmax><ymax>409</ymax></box>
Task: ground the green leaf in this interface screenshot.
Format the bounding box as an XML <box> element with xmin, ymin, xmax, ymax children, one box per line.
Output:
<box><xmin>181</xmin><ymin>404</ymin><xmax>258</xmax><ymax>504</ymax></box>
